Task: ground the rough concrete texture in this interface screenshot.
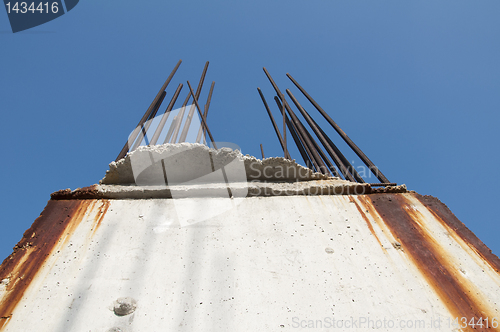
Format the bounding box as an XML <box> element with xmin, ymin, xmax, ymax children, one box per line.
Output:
<box><xmin>100</xmin><ymin>143</ymin><xmax>330</xmax><ymax>185</ymax></box>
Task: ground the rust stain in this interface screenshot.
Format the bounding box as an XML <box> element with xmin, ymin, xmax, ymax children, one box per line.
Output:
<box><xmin>91</xmin><ymin>200</ymin><xmax>110</xmax><ymax>237</ymax></box>
<box><xmin>360</xmin><ymin>193</ymin><xmax>499</xmax><ymax>332</ymax></box>
<box><xmin>416</xmin><ymin>194</ymin><xmax>500</xmax><ymax>275</ymax></box>
<box><xmin>348</xmin><ymin>196</ymin><xmax>386</xmax><ymax>253</ymax></box>
<box><xmin>0</xmin><ymin>200</ymin><xmax>92</xmax><ymax>330</ymax></box>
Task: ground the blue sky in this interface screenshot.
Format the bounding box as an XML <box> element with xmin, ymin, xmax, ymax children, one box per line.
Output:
<box><xmin>0</xmin><ymin>1</ymin><xmax>499</xmax><ymax>261</ymax></box>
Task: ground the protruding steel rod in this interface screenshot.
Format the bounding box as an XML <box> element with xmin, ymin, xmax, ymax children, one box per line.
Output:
<box><xmin>286</xmin><ymin>89</ymin><xmax>357</xmax><ymax>182</ymax></box>
<box><xmin>287</xmin><ymin>73</ymin><xmax>390</xmax><ymax>183</ymax></box>
<box><xmin>301</xmin><ymin>125</ymin><xmax>339</xmax><ymax>177</ymax></box>
<box><xmin>131</xmin><ymin>91</ymin><xmax>167</xmax><ymax>151</ymax></box>
<box><xmin>310</xmin><ymin>115</ymin><xmax>364</xmax><ymax>182</ymax></box>
<box><xmin>274</xmin><ymin>97</ymin><xmax>315</xmax><ymax>171</ymax></box>
<box><xmin>187</xmin><ymin>81</ymin><xmax>233</xmax><ymax>198</ymax></box>
<box><xmin>263</xmin><ymin>68</ymin><xmax>289</xmax><ymax>160</ymax></box>
<box><xmin>260</xmin><ymin>144</ymin><xmax>265</xmax><ymax>159</ymax></box>
<box><xmin>257</xmin><ymin>88</ymin><xmax>291</xmax><ymax>160</ymax></box>
<box><xmin>289</xmin><ymin>107</ymin><xmax>333</xmax><ymax>177</ymax></box>
<box><xmin>163</xmin><ymin>94</ymin><xmax>189</xmax><ymax>144</ymax></box>
<box><xmin>179</xmin><ymin>61</ymin><xmax>209</xmax><ymax>143</ymax></box>
<box><xmin>196</xmin><ymin>81</ymin><xmax>215</xmax><ymax>144</ymax></box>
<box><xmin>274</xmin><ymin>93</ymin><xmax>330</xmax><ymax>175</ymax></box>
<box><xmin>169</xmin><ymin>94</ymin><xmax>193</xmax><ymax>143</ymax></box>
<box><xmin>149</xmin><ymin>83</ymin><xmax>183</xmax><ymax>146</ymax></box>
<box><xmin>116</xmin><ymin>59</ymin><xmax>182</xmax><ymax>161</ymax></box>
<box><xmin>187</xmin><ymin>81</ymin><xmax>217</xmax><ymax>148</ymax></box>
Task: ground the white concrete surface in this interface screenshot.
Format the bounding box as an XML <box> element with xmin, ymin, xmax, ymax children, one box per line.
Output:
<box><xmin>2</xmin><ymin>194</ymin><xmax>499</xmax><ymax>332</ymax></box>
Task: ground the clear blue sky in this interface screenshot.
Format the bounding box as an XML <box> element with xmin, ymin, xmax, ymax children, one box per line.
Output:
<box><xmin>1</xmin><ymin>1</ymin><xmax>499</xmax><ymax>261</ymax></box>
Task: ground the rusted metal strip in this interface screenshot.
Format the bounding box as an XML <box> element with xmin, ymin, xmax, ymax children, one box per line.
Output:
<box><xmin>130</xmin><ymin>91</ymin><xmax>166</xmax><ymax>151</ymax></box>
<box><xmin>260</xmin><ymin>144</ymin><xmax>265</xmax><ymax>159</ymax></box>
<box><xmin>196</xmin><ymin>81</ymin><xmax>215</xmax><ymax>144</ymax></box>
<box><xmin>179</xmin><ymin>61</ymin><xmax>209</xmax><ymax>143</ymax></box>
<box><xmin>257</xmin><ymin>88</ymin><xmax>291</xmax><ymax>160</ymax></box>
<box><xmin>360</xmin><ymin>194</ymin><xmax>498</xmax><ymax>331</ymax></box>
<box><xmin>263</xmin><ymin>68</ymin><xmax>289</xmax><ymax>160</ymax></box>
<box><xmin>0</xmin><ymin>200</ymin><xmax>93</xmax><ymax>330</ymax></box>
<box><xmin>115</xmin><ymin>59</ymin><xmax>182</xmax><ymax>161</ymax></box>
<box><xmin>286</xmin><ymin>89</ymin><xmax>356</xmax><ymax>181</ymax></box>
<box><xmin>149</xmin><ymin>83</ymin><xmax>183</xmax><ymax>146</ymax></box>
<box><xmin>286</xmin><ymin>73</ymin><xmax>390</xmax><ymax>183</ymax></box>
<box><xmin>416</xmin><ymin>194</ymin><xmax>500</xmax><ymax>274</ymax></box>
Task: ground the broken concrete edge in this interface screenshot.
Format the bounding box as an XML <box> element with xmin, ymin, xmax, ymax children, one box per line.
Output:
<box><xmin>99</xmin><ymin>143</ymin><xmax>331</xmax><ymax>185</ymax></box>
<box><xmin>50</xmin><ymin>182</ymin><xmax>407</xmax><ymax>200</ymax></box>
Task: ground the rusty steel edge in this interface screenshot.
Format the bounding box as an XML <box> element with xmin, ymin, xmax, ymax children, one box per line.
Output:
<box><xmin>49</xmin><ymin>184</ymin><xmax>409</xmax><ymax>200</ymax></box>
<box><xmin>359</xmin><ymin>193</ymin><xmax>500</xmax><ymax>332</ymax></box>
<box><xmin>416</xmin><ymin>194</ymin><xmax>500</xmax><ymax>274</ymax></box>
<box><xmin>0</xmin><ymin>200</ymin><xmax>94</xmax><ymax>329</ymax></box>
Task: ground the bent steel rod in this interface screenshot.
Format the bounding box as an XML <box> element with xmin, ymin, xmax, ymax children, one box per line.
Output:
<box><xmin>179</xmin><ymin>61</ymin><xmax>209</xmax><ymax>143</ymax></box>
<box><xmin>274</xmin><ymin>92</ymin><xmax>330</xmax><ymax>175</ymax></box>
<box><xmin>260</xmin><ymin>144</ymin><xmax>265</xmax><ymax>159</ymax></box>
<box><xmin>149</xmin><ymin>83</ymin><xmax>183</xmax><ymax>145</ymax></box>
<box><xmin>257</xmin><ymin>88</ymin><xmax>291</xmax><ymax>160</ymax></box>
<box><xmin>286</xmin><ymin>73</ymin><xmax>390</xmax><ymax>183</ymax></box>
<box><xmin>131</xmin><ymin>91</ymin><xmax>167</xmax><ymax>151</ymax></box>
<box><xmin>263</xmin><ymin>68</ymin><xmax>288</xmax><ymax>160</ymax></box>
<box><xmin>196</xmin><ymin>81</ymin><xmax>215</xmax><ymax>143</ymax></box>
<box><xmin>274</xmin><ymin>97</ymin><xmax>315</xmax><ymax>171</ymax></box>
<box><xmin>187</xmin><ymin>81</ymin><xmax>233</xmax><ymax>198</ymax></box>
<box><xmin>116</xmin><ymin>59</ymin><xmax>182</xmax><ymax>161</ymax></box>
<box><xmin>287</xmin><ymin>89</ymin><xmax>357</xmax><ymax>182</ymax></box>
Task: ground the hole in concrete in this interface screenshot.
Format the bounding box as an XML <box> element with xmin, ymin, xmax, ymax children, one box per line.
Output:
<box><xmin>113</xmin><ymin>297</ymin><xmax>137</xmax><ymax>316</ymax></box>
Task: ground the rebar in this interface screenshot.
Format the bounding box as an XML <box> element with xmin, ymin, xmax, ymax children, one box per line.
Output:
<box><xmin>310</xmin><ymin>115</ymin><xmax>365</xmax><ymax>183</ymax></box>
<box><xmin>286</xmin><ymin>73</ymin><xmax>390</xmax><ymax>183</ymax></box>
<box><xmin>130</xmin><ymin>91</ymin><xmax>167</xmax><ymax>151</ymax></box>
<box><xmin>115</xmin><ymin>59</ymin><xmax>181</xmax><ymax>161</ymax></box>
<box><xmin>257</xmin><ymin>88</ymin><xmax>291</xmax><ymax>160</ymax></box>
<box><xmin>149</xmin><ymin>83</ymin><xmax>183</xmax><ymax>146</ymax></box>
<box><xmin>286</xmin><ymin>89</ymin><xmax>357</xmax><ymax>182</ymax></box>
<box><xmin>179</xmin><ymin>61</ymin><xmax>209</xmax><ymax>143</ymax></box>
<box><xmin>187</xmin><ymin>80</ymin><xmax>233</xmax><ymax>198</ymax></box>
<box><xmin>263</xmin><ymin>68</ymin><xmax>289</xmax><ymax>160</ymax></box>
<box><xmin>274</xmin><ymin>97</ymin><xmax>316</xmax><ymax>171</ymax></box>
<box><xmin>274</xmin><ymin>94</ymin><xmax>330</xmax><ymax>175</ymax></box>
<box><xmin>196</xmin><ymin>81</ymin><xmax>215</xmax><ymax>144</ymax></box>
